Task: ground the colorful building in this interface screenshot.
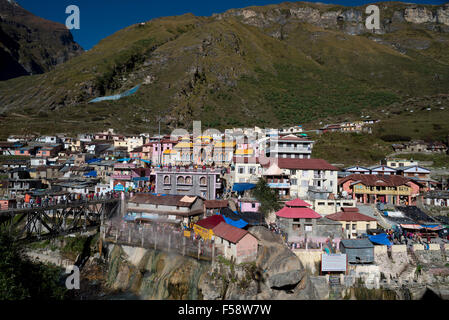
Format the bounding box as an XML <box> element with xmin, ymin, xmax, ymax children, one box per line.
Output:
<box><xmin>338</xmin><ymin>174</ymin><xmax>424</xmax><ymax>205</ymax></box>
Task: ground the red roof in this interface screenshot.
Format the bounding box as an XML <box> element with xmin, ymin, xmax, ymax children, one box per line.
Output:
<box><xmin>232</xmin><ymin>157</ymin><xmax>259</xmax><ymax>164</ymax></box>
<box><xmin>275</xmin><ymin>207</ymin><xmax>321</xmax><ymax>219</ymax></box>
<box><xmin>204</xmin><ymin>200</ymin><xmax>229</xmax><ymax>209</ymax></box>
<box><xmin>279</xmin><ymin>135</ymin><xmax>311</xmax><ymax>142</ymax></box>
<box><xmin>263</xmin><ymin>158</ymin><xmax>339</xmax><ymax>171</ymax></box>
<box><xmin>285</xmin><ymin>198</ymin><xmax>312</xmax><ymax>207</ymax></box>
<box><xmin>196</xmin><ymin>215</ymin><xmax>225</xmax><ymax>229</ymax></box>
<box><xmin>338</xmin><ymin>174</ymin><xmax>421</xmax><ymax>187</ymax></box>
<box><xmin>326</xmin><ymin>209</ymin><xmax>377</xmax><ymax>222</ymax></box>
<box><xmin>212</xmin><ymin>222</ymin><xmax>249</xmax><ymax>243</ymax></box>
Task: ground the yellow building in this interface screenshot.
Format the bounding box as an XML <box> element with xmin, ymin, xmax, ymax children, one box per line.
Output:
<box><xmin>326</xmin><ymin>207</ymin><xmax>378</xmax><ymax>239</ymax></box>
<box><xmin>193</xmin><ymin>215</ymin><xmax>225</xmax><ymax>240</ymax></box>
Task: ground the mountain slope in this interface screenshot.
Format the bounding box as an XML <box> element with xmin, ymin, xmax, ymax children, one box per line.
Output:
<box><xmin>0</xmin><ymin>2</ymin><xmax>449</xmax><ymax>136</ymax></box>
<box><xmin>0</xmin><ymin>0</ymin><xmax>83</xmax><ymax>80</ymax></box>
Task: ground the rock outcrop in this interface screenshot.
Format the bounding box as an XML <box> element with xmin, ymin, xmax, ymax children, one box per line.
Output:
<box><xmin>0</xmin><ymin>0</ymin><xmax>83</xmax><ymax>80</ymax></box>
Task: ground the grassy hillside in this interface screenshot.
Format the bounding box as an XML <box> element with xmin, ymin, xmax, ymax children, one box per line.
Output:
<box><xmin>0</xmin><ymin>2</ymin><xmax>449</xmax><ymax>141</ymax></box>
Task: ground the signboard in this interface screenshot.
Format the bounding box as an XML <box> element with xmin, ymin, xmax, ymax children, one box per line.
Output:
<box><xmin>321</xmin><ymin>254</ymin><xmax>347</xmax><ymax>272</ymax></box>
<box><xmin>114</xmin><ymin>183</ymin><xmax>125</xmax><ymax>191</ymax></box>
<box><xmin>184</xmin><ymin>230</ymin><xmax>191</xmax><ymax>237</ymax></box>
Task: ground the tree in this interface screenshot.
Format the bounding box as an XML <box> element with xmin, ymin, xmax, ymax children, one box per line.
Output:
<box><xmin>0</xmin><ymin>232</ymin><xmax>68</xmax><ymax>300</ymax></box>
<box><xmin>251</xmin><ymin>178</ymin><xmax>282</xmax><ymax>218</ymax></box>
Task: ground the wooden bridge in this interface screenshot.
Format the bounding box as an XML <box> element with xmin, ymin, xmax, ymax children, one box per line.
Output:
<box><xmin>0</xmin><ymin>198</ymin><xmax>121</xmax><ymax>242</ymax></box>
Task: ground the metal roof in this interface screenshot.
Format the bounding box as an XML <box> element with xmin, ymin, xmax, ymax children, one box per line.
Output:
<box><xmin>321</xmin><ymin>254</ymin><xmax>347</xmax><ymax>272</ymax></box>
<box><xmin>340</xmin><ymin>239</ymin><xmax>374</xmax><ymax>249</ymax></box>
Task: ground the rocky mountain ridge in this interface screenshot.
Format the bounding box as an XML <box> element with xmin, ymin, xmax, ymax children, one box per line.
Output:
<box><xmin>0</xmin><ymin>0</ymin><xmax>83</xmax><ymax>80</ymax></box>
<box><xmin>0</xmin><ymin>2</ymin><xmax>449</xmax><ymax>136</ymax></box>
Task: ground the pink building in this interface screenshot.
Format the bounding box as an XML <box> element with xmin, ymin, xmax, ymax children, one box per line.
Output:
<box><xmin>142</xmin><ymin>139</ymin><xmax>177</xmax><ymax>165</ymax></box>
<box><xmin>238</xmin><ymin>199</ymin><xmax>261</xmax><ymax>213</ymax></box>
<box><xmin>213</xmin><ymin>222</ymin><xmax>258</xmax><ymax>264</ymax></box>
<box><xmin>338</xmin><ymin>174</ymin><xmax>424</xmax><ymax>205</ymax></box>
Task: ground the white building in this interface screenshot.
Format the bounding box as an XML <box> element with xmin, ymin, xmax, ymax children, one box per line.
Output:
<box><xmin>266</xmin><ymin>134</ymin><xmax>314</xmax><ymax>159</ymax></box>
<box><xmin>262</xmin><ymin>158</ymin><xmax>339</xmax><ymax>198</ymax></box>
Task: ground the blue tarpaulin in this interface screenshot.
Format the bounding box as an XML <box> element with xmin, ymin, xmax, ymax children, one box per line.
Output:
<box><xmin>368</xmin><ymin>233</ymin><xmax>392</xmax><ymax>246</ymax></box>
<box><xmin>117</xmin><ymin>158</ymin><xmax>131</xmax><ymax>162</ymax></box>
<box><xmin>84</xmin><ymin>170</ymin><xmax>97</xmax><ymax>177</ymax></box>
<box><xmin>140</xmin><ymin>159</ymin><xmax>151</xmax><ymax>164</ymax></box>
<box><xmin>89</xmin><ymin>84</ymin><xmax>141</xmax><ymax>103</ymax></box>
<box><xmin>232</xmin><ymin>183</ymin><xmax>256</xmax><ymax>192</ymax></box>
<box><xmin>86</xmin><ymin>158</ymin><xmax>102</xmax><ymax>164</ymax></box>
<box><xmin>222</xmin><ymin>215</ymin><xmax>248</xmax><ymax>229</ymax></box>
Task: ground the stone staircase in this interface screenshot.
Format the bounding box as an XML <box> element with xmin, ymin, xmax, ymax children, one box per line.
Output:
<box><xmin>357</xmin><ymin>204</ymin><xmax>391</xmax><ymax>229</ymax></box>
<box><xmin>398</xmin><ymin>247</ymin><xmax>418</xmax><ymax>283</ymax></box>
<box><xmin>328</xmin><ymin>276</ymin><xmax>344</xmax><ymax>299</ymax></box>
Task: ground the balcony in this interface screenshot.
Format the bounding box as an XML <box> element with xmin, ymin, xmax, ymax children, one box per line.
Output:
<box><xmin>268</xmin><ymin>182</ymin><xmax>291</xmax><ymax>189</ymax></box>
<box><xmin>111</xmin><ymin>174</ymin><xmax>132</xmax><ymax>180</ymax></box>
<box><xmin>267</xmin><ymin>147</ymin><xmax>312</xmax><ymax>154</ymax></box>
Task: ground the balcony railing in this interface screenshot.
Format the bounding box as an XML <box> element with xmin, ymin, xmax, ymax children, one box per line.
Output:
<box><xmin>111</xmin><ymin>174</ymin><xmax>132</xmax><ymax>180</ymax></box>
<box><xmin>268</xmin><ymin>183</ymin><xmax>291</xmax><ymax>188</ymax></box>
<box><xmin>267</xmin><ymin>147</ymin><xmax>312</xmax><ymax>154</ymax></box>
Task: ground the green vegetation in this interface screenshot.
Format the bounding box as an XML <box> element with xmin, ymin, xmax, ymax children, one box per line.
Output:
<box><xmin>312</xmin><ymin>132</ymin><xmax>392</xmax><ymax>167</ymax></box>
<box><xmin>251</xmin><ymin>178</ymin><xmax>282</xmax><ymax>217</ymax></box>
<box><xmin>61</xmin><ymin>236</ymin><xmax>90</xmax><ymax>260</ymax></box>
<box><xmin>0</xmin><ymin>232</ymin><xmax>67</xmax><ymax>300</ymax></box>
<box><xmin>395</xmin><ymin>153</ymin><xmax>449</xmax><ymax>169</ymax></box>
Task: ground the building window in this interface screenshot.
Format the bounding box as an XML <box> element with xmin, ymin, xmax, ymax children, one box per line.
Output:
<box><xmin>352</xmin><ymin>224</ymin><xmax>356</xmax><ymax>230</ymax></box>
<box><xmin>238</xmin><ymin>167</ymin><xmax>245</xmax><ymax>174</ymax></box>
<box><xmin>251</xmin><ymin>203</ymin><xmax>256</xmax><ymax>208</ymax></box>
<box><xmin>200</xmin><ymin>177</ymin><xmax>207</xmax><ymax>185</ymax></box>
<box><xmin>291</xmin><ymin>179</ymin><xmax>297</xmax><ymax>185</ymax></box>
<box><xmin>185</xmin><ymin>176</ymin><xmax>192</xmax><ymax>185</ymax></box>
<box><xmin>164</xmin><ymin>176</ymin><xmax>170</xmax><ymax>184</ymax></box>
<box><xmin>177</xmin><ymin>176</ymin><xmax>185</xmax><ymax>184</ymax></box>
<box><xmin>346</xmin><ymin>224</ymin><xmax>350</xmax><ymax>230</ymax></box>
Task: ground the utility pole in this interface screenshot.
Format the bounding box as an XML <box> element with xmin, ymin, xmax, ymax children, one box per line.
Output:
<box><xmin>158</xmin><ymin>115</ymin><xmax>162</xmax><ymax>166</ymax></box>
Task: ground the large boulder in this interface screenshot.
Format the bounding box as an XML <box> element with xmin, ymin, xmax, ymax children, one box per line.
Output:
<box><xmin>249</xmin><ymin>226</ymin><xmax>306</xmax><ymax>289</ymax></box>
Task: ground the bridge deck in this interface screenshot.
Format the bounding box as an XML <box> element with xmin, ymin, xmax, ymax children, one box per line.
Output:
<box><xmin>0</xmin><ymin>198</ymin><xmax>120</xmax><ymax>216</ymax></box>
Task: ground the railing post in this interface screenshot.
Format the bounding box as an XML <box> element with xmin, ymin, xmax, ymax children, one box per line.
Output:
<box><xmin>168</xmin><ymin>233</ymin><xmax>171</xmax><ymax>251</ymax></box>
<box><xmin>182</xmin><ymin>236</ymin><xmax>186</xmax><ymax>256</ymax></box>
<box><xmin>154</xmin><ymin>226</ymin><xmax>157</xmax><ymax>250</ymax></box>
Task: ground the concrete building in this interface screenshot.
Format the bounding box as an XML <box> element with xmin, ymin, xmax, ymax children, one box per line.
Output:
<box><xmin>213</xmin><ymin>222</ymin><xmax>258</xmax><ymax>264</ymax></box>
<box><xmin>339</xmin><ymin>239</ymin><xmax>374</xmax><ymax>264</ymax></box>
<box><xmin>338</xmin><ymin>174</ymin><xmax>424</xmax><ymax>205</ymax></box>
<box><xmin>154</xmin><ymin>166</ymin><xmax>222</xmax><ymax>200</ymax></box>
<box><xmin>263</xmin><ymin>158</ymin><xmax>339</xmax><ymax>199</ymax></box>
<box><xmin>126</xmin><ymin>194</ymin><xmax>205</xmax><ymax>226</ymax></box>
<box><xmin>266</xmin><ymin>134</ymin><xmax>314</xmax><ymax>159</ymax></box>
<box><xmin>232</xmin><ymin>157</ymin><xmax>261</xmax><ymax>184</ymax></box>
<box><xmin>326</xmin><ymin>207</ymin><xmax>378</xmax><ymax>239</ymax></box>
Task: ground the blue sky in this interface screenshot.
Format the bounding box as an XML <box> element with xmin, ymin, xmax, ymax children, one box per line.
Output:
<box><xmin>17</xmin><ymin>0</ymin><xmax>447</xmax><ymax>50</ymax></box>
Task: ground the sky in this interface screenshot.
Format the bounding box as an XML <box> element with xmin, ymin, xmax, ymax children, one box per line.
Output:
<box><xmin>16</xmin><ymin>0</ymin><xmax>448</xmax><ymax>50</ymax></box>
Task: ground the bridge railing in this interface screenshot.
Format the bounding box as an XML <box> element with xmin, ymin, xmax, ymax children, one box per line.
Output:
<box><xmin>104</xmin><ymin>222</ymin><xmax>214</xmax><ymax>261</ymax></box>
